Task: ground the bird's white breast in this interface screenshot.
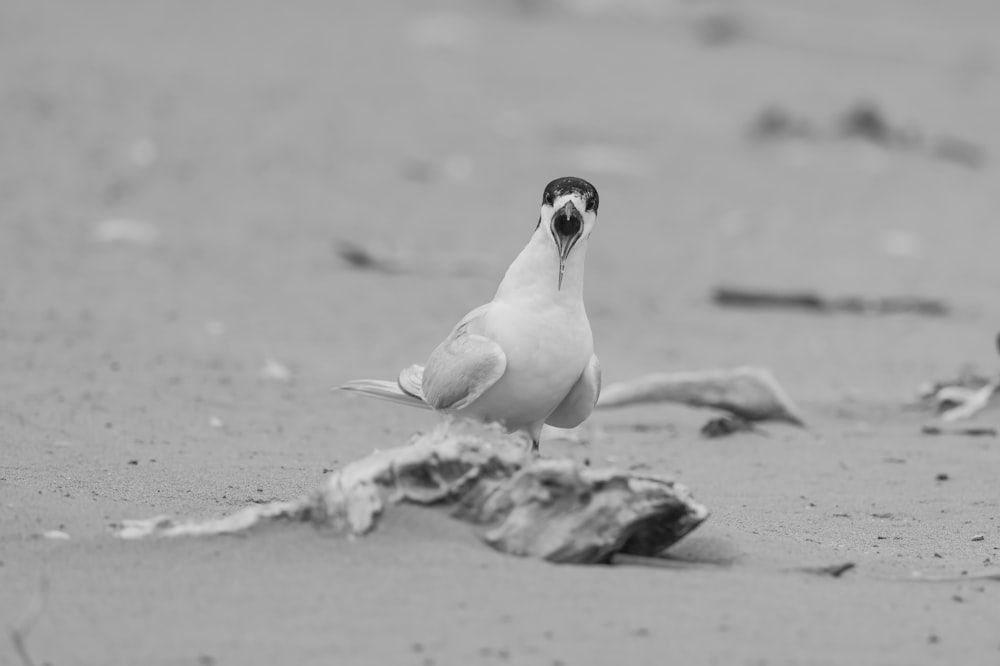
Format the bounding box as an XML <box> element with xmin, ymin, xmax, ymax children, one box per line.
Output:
<box><xmin>467</xmin><ymin>296</ymin><xmax>593</xmax><ymax>430</ymax></box>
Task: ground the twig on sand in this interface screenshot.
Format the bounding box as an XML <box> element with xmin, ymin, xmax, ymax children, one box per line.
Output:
<box><xmin>799</xmin><ymin>562</ymin><xmax>856</xmax><ymax>578</ymax></box>
<box><xmin>334</xmin><ymin>239</ymin><xmax>489</xmax><ymax>277</ymax></box>
<box><xmin>917</xmin><ymin>369</ymin><xmax>994</xmax><ymax>404</ymax></box>
<box><xmin>9</xmin><ymin>576</ymin><xmax>49</xmax><ymax>666</ymax></box>
<box><xmin>918</xmin><ymin>337</ymin><xmax>1000</xmax><ymax>430</ymax></box>
<box><xmin>712</xmin><ymin>286</ymin><xmax>950</xmax><ymax>317</ymax></box>
<box><xmin>940</xmin><ymin>382</ymin><xmax>998</xmax><ymax>422</ymax></box>
<box><xmin>921</xmin><ymin>424</ymin><xmax>998</xmax><ymax>437</ymax></box>
<box><xmin>596</xmin><ymin>366</ymin><xmax>806</xmax><ymax>426</ymax></box>
<box><xmin>334</xmin><ymin>239</ymin><xmax>405</xmax><ymax>274</ymax></box>
<box><xmin>749</xmin><ymin>101</ymin><xmax>986</xmax><ymax>169</ymax></box>
<box><xmin>924</xmin><ymin>381</ymin><xmax>999</xmax><ymax>424</ymax></box>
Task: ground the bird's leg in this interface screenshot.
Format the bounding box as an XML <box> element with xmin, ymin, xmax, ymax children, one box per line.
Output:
<box><xmin>528</xmin><ymin>423</ymin><xmax>544</xmax><ymax>454</ymax></box>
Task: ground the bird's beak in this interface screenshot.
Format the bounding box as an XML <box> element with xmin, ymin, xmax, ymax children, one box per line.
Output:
<box><xmin>552</xmin><ymin>201</ymin><xmax>584</xmax><ymax>290</ymax></box>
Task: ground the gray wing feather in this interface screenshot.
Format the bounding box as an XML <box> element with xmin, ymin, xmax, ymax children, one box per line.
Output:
<box><xmin>397</xmin><ymin>364</ymin><xmax>426</xmax><ymax>400</ymax></box>
<box><xmin>421</xmin><ymin>304</ymin><xmax>507</xmax><ymax>411</ymax></box>
<box><xmin>545</xmin><ymin>353</ymin><xmax>601</xmax><ymax>428</ymax></box>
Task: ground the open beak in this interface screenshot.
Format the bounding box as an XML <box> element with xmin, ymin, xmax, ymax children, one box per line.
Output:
<box><xmin>552</xmin><ymin>201</ymin><xmax>584</xmax><ymax>290</ymax></box>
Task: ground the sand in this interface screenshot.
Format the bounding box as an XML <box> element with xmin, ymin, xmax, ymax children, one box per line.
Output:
<box><xmin>1</xmin><ymin>1</ymin><xmax>998</xmax><ymax>664</ymax></box>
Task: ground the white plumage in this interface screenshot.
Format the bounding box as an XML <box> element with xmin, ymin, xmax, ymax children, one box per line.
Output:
<box><xmin>341</xmin><ymin>177</ymin><xmax>602</xmax><ymax>450</ymax></box>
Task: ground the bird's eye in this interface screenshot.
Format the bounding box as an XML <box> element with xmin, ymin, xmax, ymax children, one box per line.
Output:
<box><xmin>543</xmin><ymin>192</ymin><xmax>555</xmax><ymax>206</ymax></box>
<box><xmin>585</xmin><ymin>198</ymin><xmax>596</xmax><ymax>212</ymax></box>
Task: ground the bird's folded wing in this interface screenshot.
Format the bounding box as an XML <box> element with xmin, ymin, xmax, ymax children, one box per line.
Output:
<box><xmin>397</xmin><ymin>364</ymin><xmax>426</xmax><ymax>400</ymax></box>
<box><xmin>545</xmin><ymin>353</ymin><xmax>601</xmax><ymax>428</ymax></box>
<box><xmin>422</xmin><ymin>305</ymin><xmax>507</xmax><ymax>411</ymax></box>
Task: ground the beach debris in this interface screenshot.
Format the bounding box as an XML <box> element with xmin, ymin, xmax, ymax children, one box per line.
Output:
<box><xmin>712</xmin><ymin>286</ymin><xmax>950</xmax><ymax>317</ymax></box>
<box><xmin>749</xmin><ymin>101</ymin><xmax>986</xmax><ymax>169</ymax></box>
<box><xmin>800</xmin><ymin>562</ymin><xmax>856</xmax><ymax>578</ymax></box>
<box><xmin>921</xmin><ymin>409</ymin><xmax>997</xmax><ymax>436</ymax></box>
<box><xmin>700</xmin><ymin>415</ymin><xmax>759</xmax><ymax>438</ymax></box>
<box><xmin>597</xmin><ymin>366</ymin><xmax>805</xmax><ymax>426</ymax></box>
<box><xmin>918</xmin><ymin>371</ymin><xmax>998</xmax><ymax>423</ymax></box>
<box><xmin>749</xmin><ymin>106</ymin><xmax>816</xmax><ymax>142</ymax></box>
<box><xmin>972</xmin><ymin>535</ymin><xmax>986</xmax><ymax>542</ymax></box>
<box><xmin>113</xmin><ymin>420</ymin><xmax>708</xmax><ymax>564</ymax></box>
<box><xmin>937</xmin><ymin>382</ymin><xmax>998</xmax><ymax>422</ymax></box>
<box><xmin>335</xmin><ymin>238</ymin><xmax>488</xmax><ymax>277</ymax></box>
<box><xmin>836</xmin><ymin>102</ymin><xmax>915</xmax><ymax>147</ymax></box>
<box><xmin>38</xmin><ymin>530</ymin><xmax>70</xmax><ymax>540</ymax></box>
<box><xmin>259</xmin><ymin>357</ymin><xmax>293</xmax><ymax>383</ymax></box>
<box><xmin>91</xmin><ymin>218</ymin><xmax>161</xmax><ymax>246</ymax></box>
<box><xmin>918</xmin><ymin>338</ymin><xmax>1000</xmax><ymax>431</ymax></box>
<box><xmin>334</xmin><ymin>239</ymin><xmax>404</xmax><ymax>274</ymax></box>
<box><xmin>917</xmin><ymin>370</ymin><xmax>993</xmax><ymax>404</ymax></box>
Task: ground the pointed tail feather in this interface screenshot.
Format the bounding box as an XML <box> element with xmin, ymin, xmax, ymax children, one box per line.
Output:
<box><xmin>338</xmin><ymin>379</ymin><xmax>432</xmax><ymax>410</ymax></box>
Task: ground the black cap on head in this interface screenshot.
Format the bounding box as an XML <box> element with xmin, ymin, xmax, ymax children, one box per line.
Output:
<box><xmin>542</xmin><ymin>177</ymin><xmax>599</xmax><ymax>212</ymax></box>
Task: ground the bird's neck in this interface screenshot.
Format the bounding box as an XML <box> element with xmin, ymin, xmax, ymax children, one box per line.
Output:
<box><xmin>494</xmin><ymin>226</ymin><xmax>587</xmax><ymax>306</ymax></box>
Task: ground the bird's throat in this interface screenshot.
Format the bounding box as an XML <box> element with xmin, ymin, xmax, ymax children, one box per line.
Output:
<box><xmin>496</xmin><ymin>226</ymin><xmax>587</xmax><ymax>303</ymax></box>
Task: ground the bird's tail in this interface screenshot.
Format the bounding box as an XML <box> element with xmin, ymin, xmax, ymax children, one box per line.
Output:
<box><xmin>338</xmin><ymin>379</ymin><xmax>431</xmax><ymax>410</ymax></box>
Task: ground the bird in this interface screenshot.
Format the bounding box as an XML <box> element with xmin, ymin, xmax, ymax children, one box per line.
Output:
<box><xmin>340</xmin><ymin>176</ymin><xmax>602</xmax><ymax>451</ymax></box>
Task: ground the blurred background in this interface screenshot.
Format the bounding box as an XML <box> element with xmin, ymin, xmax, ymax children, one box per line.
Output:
<box><xmin>2</xmin><ymin>0</ymin><xmax>999</xmax><ymax>463</ymax></box>
<box><xmin>4</xmin><ymin>3</ymin><xmax>1000</xmax><ymax>663</ymax></box>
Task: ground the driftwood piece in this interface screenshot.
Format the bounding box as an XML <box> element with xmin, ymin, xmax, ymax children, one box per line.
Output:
<box><xmin>334</xmin><ymin>239</ymin><xmax>407</xmax><ymax>274</ymax></box>
<box><xmin>596</xmin><ymin>366</ymin><xmax>805</xmax><ymax>426</ymax></box>
<box><xmin>712</xmin><ymin>286</ymin><xmax>950</xmax><ymax>317</ymax></box>
<box><xmin>749</xmin><ymin>102</ymin><xmax>986</xmax><ymax>170</ymax></box>
<box><xmin>936</xmin><ymin>382</ymin><xmax>998</xmax><ymax>422</ymax></box>
<box><xmin>115</xmin><ymin>421</ymin><xmax>709</xmax><ymax>564</ymax></box>
<box><xmin>917</xmin><ymin>349</ymin><xmax>999</xmax><ymax>432</ymax></box>
<box><xmin>799</xmin><ymin>562</ymin><xmax>856</xmax><ymax>578</ymax></box>
<box><xmin>918</xmin><ymin>378</ymin><xmax>999</xmax><ymax>423</ymax></box>
<box><xmin>921</xmin><ymin>424</ymin><xmax>998</xmax><ymax>437</ymax></box>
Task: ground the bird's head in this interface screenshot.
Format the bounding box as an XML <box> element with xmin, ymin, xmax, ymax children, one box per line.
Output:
<box><xmin>538</xmin><ymin>176</ymin><xmax>599</xmax><ymax>289</ymax></box>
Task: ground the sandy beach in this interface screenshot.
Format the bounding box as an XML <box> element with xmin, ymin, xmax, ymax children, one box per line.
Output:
<box><xmin>2</xmin><ymin>1</ymin><xmax>999</xmax><ymax>664</ymax></box>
